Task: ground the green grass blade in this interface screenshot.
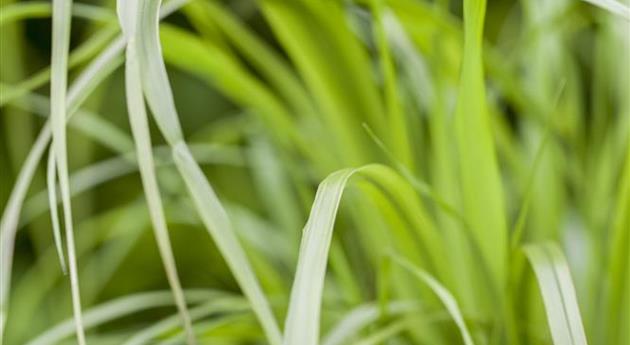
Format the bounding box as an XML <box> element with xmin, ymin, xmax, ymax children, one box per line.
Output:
<box><xmin>259</xmin><ymin>0</ymin><xmax>386</xmax><ymax>165</ymax></box>
<box><xmin>0</xmin><ymin>24</ymin><xmax>119</xmax><ymax>108</ymax></box>
<box><xmin>0</xmin><ymin>126</ymin><xmax>50</xmax><ymax>341</ymax></box>
<box><xmin>119</xmin><ymin>1</ymin><xmax>195</xmax><ymax>340</ymax></box>
<box><xmin>369</xmin><ymin>2</ymin><xmax>413</xmax><ymax>168</ymax></box>
<box><xmin>46</xmin><ymin>148</ymin><xmax>67</xmax><ymax>274</ymax></box>
<box><xmin>322</xmin><ymin>301</ymin><xmax>417</xmax><ymax>345</ymax></box>
<box><xmin>26</xmin><ymin>290</ymin><xmax>220</xmax><ymax>345</ymax></box>
<box><xmin>390</xmin><ymin>254</ymin><xmax>475</xmax><ymax>345</ymax></box>
<box><xmin>5</xmin><ymin>90</ymin><xmax>134</xmax><ymax>154</ymax></box>
<box><xmin>50</xmin><ymin>0</ymin><xmax>85</xmax><ymax>342</ymax></box>
<box><xmin>22</xmin><ymin>144</ymin><xmax>242</xmax><ymax>225</ymax></box>
<box><xmin>192</xmin><ymin>1</ymin><xmax>314</xmax><ymax>119</ymax></box>
<box><xmin>352</xmin><ymin>318</ymin><xmax>410</xmax><ymax>345</ymax></box>
<box><xmin>283</xmin><ymin>168</ymin><xmax>357</xmax><ymax>345</ymax></box>
<box><xmin>606</xmin><ymin>139</ymin><xmax>630</xmax><ymax>344</ymax></box>
<box><xmin>454</xmin><ymin>0</ymin><xmax>507</xmax><ymax>305</ymax></box>
<box><xmin>127</xmin><ymin>1</ymin><xmax>282</xmax><ymax>343</ymax></box>
<box><xmin>283</xmin><ymin>164</ymin><xmax>445</xmax><ymax>344</ymax></box>
<box><xmin>523</xmin><ymin>243</ymin><xmax>588</xmax><ymax>345</ymax></box>
<box><xmin>0</xmin><ymin>2</ymin><xmax>114</xmax><ymax>26</ymax></box>
<box><xmin>171</xmin><ymin>143</ymin><xmax>283</xmax><ymax>345</ymax></box>
<box><xmin>123</xmin><ymin>297</ymin><xmax>249</xmax><ymax>345</ymax></box>
<box><xmin>158</xmin><ymin>25</ymin><xmax>305</xmax><ymax>153</ymax></box>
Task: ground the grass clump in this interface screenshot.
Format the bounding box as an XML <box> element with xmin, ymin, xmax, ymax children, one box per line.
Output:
<box><xmin>0</xmin><ymin>0</ymin><xmax>628</xmax><ymax>344</ymax></box>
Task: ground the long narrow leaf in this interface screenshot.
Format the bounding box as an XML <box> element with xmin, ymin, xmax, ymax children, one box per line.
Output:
<box><xmin>390</xmin><ymin>254</ymin><xmax>475</xmax><ymax>345</ymax></box>
<box><xmin>118</xmin><ymin>0</ymin><xmax>195</xmax><ymax>340</ymax></box>
<box><xmin>523</xmin><ymin>243</ymin><xmax>588</xmax><ymax>345</ymax></box>
<box><xmin>50</xmin><ymin>0</ymin><xmax>85</xmax><ymax>342</ymax></box>
<box><xmin>283</xmin><ymin>168</ymin><xmax>357</xmax><ymax>345</ymax></box>
<box><xmin>284</xmin><ymin>164</ymin><xmax>447</xmax><ymax>345</ymax></box>
<box><xmin>454</xmin><ymin>0</ymin><xmax>507</xmax><ymax>310</ymax></box>
<box><xmin>26</xmin><ymin>290</ymin><xmax>221</xmax><ymax>345</ymax></box>
<box><xmin>322</xmin><ymin>301</ymin><xmax>417</xmax><ymax>345</ymax></box>
<box><xmin>125</xmin><ymin>1</ymin><xmax>282</xmax><ymax>344</ymax></box>
<box><xmin>123</xmin><ymin>297</ymin><xmax>249</xmax><ymax>345</ymax></box>
<box><xmin>46</xmin><ymin>148</ymin><xmax>66</xmax><ymax>274</ymax></box>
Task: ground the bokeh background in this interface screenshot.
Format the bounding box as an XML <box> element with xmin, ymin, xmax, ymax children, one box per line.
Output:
<box><xmin>1</xmin><ymin>0</ymin><xmax>628</xmax><ymax>344</ymax></box>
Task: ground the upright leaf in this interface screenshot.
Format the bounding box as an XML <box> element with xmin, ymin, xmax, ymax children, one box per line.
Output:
<box><xmin>50</xmin><ymin>0</ymin><xmax>85</xmax><ymax>342</ymax></box>
<box><xmin>523</xmin><ymin>243</ymin><xmax>588</xmax><ymax>345</ymax></box>
<box><xmin>454</xmin><ymin>0</ymin><xmax>507</xmax><ymax>305</ymax></box>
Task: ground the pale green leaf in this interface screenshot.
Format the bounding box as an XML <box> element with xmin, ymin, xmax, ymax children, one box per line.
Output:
<box><xmin>523</xmin><ymin>243</ymin><xmax>588</xmax><ymax>345</ymax></box>
<box><xmin>50</xmin><ymin>0</ymin><xmax>85</xmax><ymax>341</ymax></box>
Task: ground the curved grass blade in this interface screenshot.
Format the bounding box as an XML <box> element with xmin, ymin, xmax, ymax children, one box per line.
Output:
<box><xmin>322</xmin><ymin>301</ymin><xmax>417</xmax><ymax>345</ymax></box>
<box><xmin>390</xmin><ymin>254</ymin><xmax>475</xmax><ymax>345</ymax></box>
<box><xmin>284</xmin><ymin>164</ymin><xmax>448</xmax><ymax>345</ymax></box>
<box><xmin>50</xmin><ymin>0</ymin><xmax>85</xmax><ymax>342</ymax></box>
<box><xmin>0</xmin><ymin>2</ymin><xmax>115</xmax><ymax>26</ymax></box>
<box><xmin>283</xmin><ymin>168</ymin><xmax>357</xmax><ymax>345</ymax></box>
<box><xmin>46</xmin><ymin>148</ymin><xmax>67</xmax><ymax>274</ymax></box>
<box><xmin>157</xmin><ymin>25</ymin><xmax>305</xmax><ymax>155</ymax></box>
<box><xmin>118</xmin><ymin>1</ymin><xmax>195</xmax><ymax>340</ymax></box>
<box><xmin>6</xmin><ymin>91</ymin><xmax>134</xmax><ymax>154</ymax></box>
<box><xmin>171</xmin><ymin>143</ymin><xmax>283</xmax><ymax>345</ymax></box>
<box><xmin>0</xmin><ymin>24</ymin><xmax>119</xmax><ymax>107</ymax></box>
<box><xmin>123</xmin><ymin>297</ymin><xmax>249</xmax><ymax>345</ymax></box>
<box><xmin>26</xmin><ymin>290</ymin><xmax>222</xmax><ymax>345</ymax></box>
<box><xmin>352</xmin><ymin>318</ymin><xmax>411</xmax><ymax>345</ymax></box>
<box><xmin>23</xmin><ymin>144</ymin><xmax>243</xmax><ymax>224</ymax></box>
<box><xmin>126</xmin><ymin>1</ymin><xmax>282</xmax><ymax>343</ymax></box>
<box><xmin>523</xmin><ymin>243</ymin><xmax>588</xmax><ymax>345</ymax></box>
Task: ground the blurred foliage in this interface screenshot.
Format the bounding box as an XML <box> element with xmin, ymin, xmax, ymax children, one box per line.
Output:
<box><xmin>0</xmin><ymin>0</ymin><xmax>628</xmax><ymax>344</ymax></box>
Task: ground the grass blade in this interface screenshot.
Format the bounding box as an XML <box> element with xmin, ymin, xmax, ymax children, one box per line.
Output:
<box><xmin>454</xmin><ymin>0</ymin><xmax>507</xmax><ymax>308</ymax></box>
<box><xmin>352</xmin><ymin>319</ymin><xmax>410</xmax><ymax>345</ymax></box>
<box><xmin>0</xmin><ymin>2</ymin><xmax>114</xmax><ymax>26</ymax></box>
<box><xmin>46</xmin><ymin>148</ymin><xmax>67</xmax><ymax>274</ymax></box>
<box><xmin>322</xmin><ymin>301</ymin><xmax>417</xmax><ymax>345</ymax></box>
<box><xmin>118</xmin><ymin>0</ymin><xmax>195</xmax><ymax>340</ymax></box>
<box><xmin>126</xmin><ymin>1</ymin><xmax>282</xmax><ymax>343</ymax></box>
<box><xmin>50</xmin><ymin>0</ymin><xmax>85</xmax><ymax>342</ymax></box>
<box><xmin>118</xmin><ymin>1</ymin><xmax>195</xmax><ymax>342</ymax></box>
<box><xmin>390</xmin><ymin>254</ymin><xmax>475</xmax><ymax>345</ymax></box>
<box><xmin>283</xmin><ymin>168</ymin><xmax>357</xmax><ymax>345</ymax></box>
<box><xmin>26</xmin><ymin>290</ymin><xmax>221</xmax><ymax>345</ymax></box>
<box><xmin>523</xmin><ymin>243</ymin><xmax>588</xmax><ymax>345</ymax></box>
<box><xmin>284</xmin><ymin>163</ymin><xmax>450</xmax><ymax>344</ymax></box>
<box><xmin>123</xmin><ymin>297</ymin><xmax>249</xmax><ymax>345</ymax></box>
<box><xmin>369</xmin><ymin>2</ymin><xmax>413</xmax><ymax>168</ymax></box>
<box><xmin>171</xmin><ymin>143</ymin><xmax>282</xmax><ymax>345</ymax></box>
<box><xmin>23</xmin><ymin>144</ymin><xmax>242</xmax><ymax>225</ymax></box>
<box><xmin>606</xmin><ymin>140</ymin><xmax>630</xmax><ymax>344</ymax></box>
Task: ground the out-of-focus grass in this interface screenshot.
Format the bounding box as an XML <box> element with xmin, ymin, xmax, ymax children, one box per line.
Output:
<box><xmin>0</xmin><ymin>0</ymin><xmax>628</xmax><ymax>344</ymax></box>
